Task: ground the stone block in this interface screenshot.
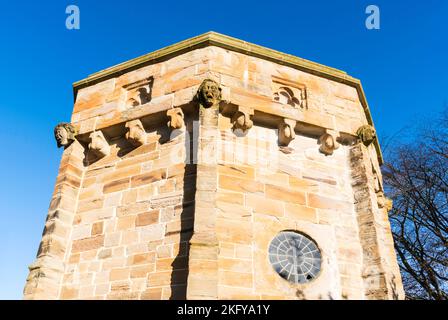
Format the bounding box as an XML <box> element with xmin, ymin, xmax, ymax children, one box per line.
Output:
<box><xmin>72</xmin><ymin>236</ymin><xmax>105</xmax><ymax>253</ymax></box>
<box><xmin>135</xmin><ymin>210</ymin><xmax>159</xmax><ymax>227</ymax></box>
<box><xmin>285</xmin><ymin>203</ymin><xmax>318</xmax><ymax>223</ymax></box>
<box><xmin>141</xmin><ymin>288</ymin><xmax>162</xmax><ymax>300</ymax></box>
<box><xmin>60</xmin><ymin>286</ymin><xmax>79</xmax><ymax>300</ymax></box>
<box><xmin>116</xmin><ymin>216</ymin><xmax>136</xmax><ymax>231</ymax></box>
<box><xmin>245</xmin><ymin>194</ymin><xmax>284</xmax><ymax>217</ymax></box>
<box><xmin>103</xmin><ymin>178</ymin><xmax>130</xmax><ymax>194</ymax></box>
<box><xmin>216</xmin><ymin>191</ymin><xmax>244</xmax><ymax>205</ymax></box>
<box><xmin>91</xmin><ymin>221</ymin><xmax>103</xmax><ymax>236</ymax></box>
<box><xmin>130</xmin><ymin>264</ymin><xmax>155</xmax><ymax>278</ymax></box>
<box><xmin>110</xmin><ymin>268</ymin><xmax>130</xmax><ymax>281</ymax></box>
<box><xmin>131</xmin><ymin>169</ymin><xmax>167</xmax><ymax>188</ymax></box>
<box><xmin>219</xmin><ymin>175</ymin><xmax>264</xmax><ymax>194</ymax></box>
<box><xmin>265</xmin><ymin>184</ymin><xmax>306</xmax><ymax>204</ymax></box>
<box><xmin>308</xmin><ymin>193</ymin><xmax>353</xmax><ymax>211</ymax></box>
<box><xmin>218</xmin><ymin>270</ymin><xmax>253</xmax><ymax>288</ymax></box>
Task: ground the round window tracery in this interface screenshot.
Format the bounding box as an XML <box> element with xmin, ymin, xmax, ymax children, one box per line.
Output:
<box><xmin>268</xmin><ymin>231</ymin><xmax>322</xmax><ymax>284</ymax></box>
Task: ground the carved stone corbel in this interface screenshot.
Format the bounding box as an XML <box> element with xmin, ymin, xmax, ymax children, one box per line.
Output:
<box><xmin>318</xmin><ymin>130</ymin><xmax>340</xmax><ymax>156</ymax></box>
<box><xmin>54</xmin><ymin>123</ymin><xmax>77</xmax><ymax>148</ymax></box>
<box><xmin>373</xmin><ymin>170</ymin><xmax>381</xmax><ymax>193</ymax></box>
<box><xmin>195</xmin><ymin>79</ymin><xmax>222</xmax><ymax>109</ymax></box>
<box><xmin>278</xmin><ymin>119</ymin><xmax>296</xmax><ymax>146</ymax></box>
<box><xmin>232</xmin><ymin>106</ymin><xmax>253</xmax><ymax>132</ymax></box>
<box><xmin>377</xmin><ymin>192</ymin><xmax>393</xmax><ymax>210</ymax></box>
<box><xmin>356</xmin><ymin>124</ymin><xmax>376</xmax><ymax>146</ymax></box>
<box><xmin>125</xmin><ymin>119</ymin><xmax>146</xmax><ymax>147</ymax></box>
<box><xmin>385</xmin><ymin>197</ymin><xmax>393</xmax><ymax>211</ymax></box>
<box><xmin>377</xmin><ymin>193</ymin><xmax>386</xmax><ymax>208</ymax></box>
<box><xmin>372</xmin><ymin>166</ymin><xmax>387</xmax><ymax>209</ymax></box>
<box><xmin>167</xmin><ymin>108</ymin><xmax>185</xmax><ymax>130</ymax></box>
<box><xmin>88</xmin><ymin>131</ymin><xmax>110</xmax><ymax>158</ymax></box>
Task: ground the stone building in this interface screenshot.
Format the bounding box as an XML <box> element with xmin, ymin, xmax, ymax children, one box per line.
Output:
<box><xmin>23</xmin><ymin>32</ymin><xmax>405</xmax><ymax>300</ymax></box>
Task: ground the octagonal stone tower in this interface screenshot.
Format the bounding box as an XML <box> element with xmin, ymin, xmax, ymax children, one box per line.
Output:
<box><xmin>24</xmin><ymin>32</ymin><xmax>404</xmax><ymax>300</ymax></box>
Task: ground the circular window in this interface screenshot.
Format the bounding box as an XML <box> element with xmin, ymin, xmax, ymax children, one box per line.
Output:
<box><xmin>268</xmin><ymin>231</ymin><xmax>321</xmax><ymax>284</ymax></box>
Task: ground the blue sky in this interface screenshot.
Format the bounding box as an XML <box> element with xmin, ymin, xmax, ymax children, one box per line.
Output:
<box><xmin>0</xmin><ymin>0</ymin><xmax>446</xmax><ymax>299</ymax></box>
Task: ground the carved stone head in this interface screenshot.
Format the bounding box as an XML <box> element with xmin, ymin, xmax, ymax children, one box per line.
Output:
<box><xmin>356</xmin><ymin>125</ymin><xmax>376</xmax><ymax>146</ymax></box>
<box><xmin>54</xmin><ymin>123</ymin><xmax>77</xmax><ymax>148</ymax></box>
<box><xmin>196</xmin><ymin>79</ymin><xmax>221</xmax><ymax>108</ymax></box>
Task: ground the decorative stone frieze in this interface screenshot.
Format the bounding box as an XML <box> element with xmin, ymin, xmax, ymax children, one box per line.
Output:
<box><xmin>318</xmin><ymin>131</ymin><xmax>340</xmax><ymax>156</ymax></box>
<box><xmin>54</xmin><ymin>123</ymin><xmax>77</xmax><ymax>148</ymax></box>
<box><xmin>125</xmin><ymin>119</ymin><xmax>146</xmax><ymax>146</ymax></box>
<box><xmin>278</xmin><ymin>118</ymin><xmax>296</xmax><ymax>146</ymax></box>
<box><xmin>357</xmin><ymin>125</ymin><xmax>376</xmax><ymax>146</ymax></box>
<box><xmin>123</xmin><ymin>76</ymin><xmax>154</xmax><ymax>107</ymax></box>
<box><xmin>88</xmin><ymin>131</ymin><xmax>110</xmax><ymax>158</ymax></box>
<box><xmin>167</xmin><ymin>107</ymin><xmax>185</xmax><ymax>130</ymax></box>
<box><xmin>195</xmin><ymin>79</ymin><xmax>221</xmax><ymax>109</ymax></box>
<box><xmin>272</xmin><ymin>76</ymin><xmax>307</xmax><ymax>109</ymax></box>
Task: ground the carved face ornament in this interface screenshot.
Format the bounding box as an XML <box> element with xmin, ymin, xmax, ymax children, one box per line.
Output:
<box><xmin>54</xmin><ymin>123</ymin><xmax>76</xmax><ymax>148</ymax></box>
<box><xmin>55</xmin><ymin>127</ymin><xmax>67</xmax><ymax>147</ymax></box>
<box><xmin>198</xmin><ymin>79</ymin><xmax>221</xmax><ymax>108</ymax></box>
<box><xmin>357</xmin><ymin>125</ymin><xmax>376</xmax><ymax>146</ymax></box>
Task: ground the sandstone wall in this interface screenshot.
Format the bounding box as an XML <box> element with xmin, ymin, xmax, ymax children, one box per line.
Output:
<box><xmin>24</xmin><ymin>43</ymin><xmax>404</xmax><ymax>300</ymax></box>
<box><xmin>213</xmin><ymin>124</ymin><xmax>358</xmax><ymax>299</ymax></box>
<box><xmin>61</xmin><ymin>125</ymin><xmax>195</xmax><ymax>299</ymax></box>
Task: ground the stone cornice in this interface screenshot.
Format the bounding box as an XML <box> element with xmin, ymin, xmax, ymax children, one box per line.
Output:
<box><xmin>72</xmin><ymin>31</ymin><xmax>383</xmax><ymax>164</ymax></box>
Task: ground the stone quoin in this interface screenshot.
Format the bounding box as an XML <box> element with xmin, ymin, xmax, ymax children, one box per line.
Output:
<box><xmin>24</xmin><ymin>32</ymin><xmax>404</xmax><ymax>300</ymax></box>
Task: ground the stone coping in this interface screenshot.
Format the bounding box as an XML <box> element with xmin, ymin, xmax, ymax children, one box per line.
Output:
<box><xmin>72</xmin><ymin>31</ymin><xmax>383</xmax><ymax>164</ymax></box>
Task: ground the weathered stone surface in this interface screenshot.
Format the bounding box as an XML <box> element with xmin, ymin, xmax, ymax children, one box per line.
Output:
<box><xmin>25</xmin><ymin>33</ymin><xmax>403</xmax><ymax>301</ymax></box>
<box><xmin>356</xmin><ymin>125</ymin><xmax>376</xmax><ymax>146</ymax></box>
<box><xmin>54</xmin><ymin>123</ymin><xmax>77</xmax><ymax>148</ymax></box>
<box><xmin>88</xmin><ymin>131</ymin><xmax>110</xmax><ymax>159</ymax></box>
<box><xmin>72</xmin><ymin>236</ymin><xmax>105</xmax><ymax>253</ymax></box>
<box><xmin>196</xmin><ymin>79</ymin><xmax>221</xmax><ymax>109</ymax></box>
<box><xmin>232</xmin><ymin>107</ymin><xmax>253</xmax><ymax>132</ymax></box>
<box><xmin>167</xmin><ymin>107</ymin><xmax>185</xmax><ymax>130</ymax></box>
<box><xmin>103</xmin><ymin>178</ymin><xmax>130</xmax><ymax>194</ymax></box>
<box><xmin>125</xmin><ymin>119</ymin><xmax>146</xmax><ymax>147</ymax></box>
<box><xmin>318</xmin><ymin>132</ymin><xmax>340</xmax><ymax>156</ymax></box>
<box><xmin>131</xmin><ymin>169</ymin><xmax>167</xmax><ymax>188</ymax></box>
<box><xmin>135</xmin><ymin>210</ymin><xmax>159</xmax><ymax>226</ymax></box>
<box><xmin>278</xmin><ymin>119</ymin><xmax>296</xmax><ymax>146</ymax></box>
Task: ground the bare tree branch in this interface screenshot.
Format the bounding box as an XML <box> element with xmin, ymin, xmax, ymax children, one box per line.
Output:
<box><xmin>383</xmin><ymin>107</ymin><xmax>448</xmax><ymax>300</ymax></box>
